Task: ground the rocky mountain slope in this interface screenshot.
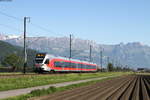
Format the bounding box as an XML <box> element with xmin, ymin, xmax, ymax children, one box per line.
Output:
<box><xmin>1</xmin><ymin>34</ymin><xmax>150</xmax><ymax>68</ymax></box>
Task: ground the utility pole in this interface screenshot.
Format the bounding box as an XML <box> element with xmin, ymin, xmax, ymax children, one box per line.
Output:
<box><xmin>107</xmin><ymin>56</ymin><xmax>110</xmax><ymax>72</ymax></box>
<box><xmin>23</xmin><ymin>17</ymin><xmax>30</xmax><ymax>74</ymax></box>
<box><xmin>69</xmin><ymin>34</ymin><xmax>72</xmax><ymax>59</ymax></box>
<box><xmin>100</xmin><ymin>48</ymin><xmax>103</xmax><ymax>70</ymax></box>
<box><xmin>107</xmin><ymin>56</ymin><xmax>109</xmax><ymax>65</ymax></box>
<box><xmin>69</xmin><ymin>34</ymin><xmax>72</xmax><ymax>69</ymax></box>
<box><xmin>89</xmin><ymin>45</ymin><xmax>92</xmax><ymax>62</ymax></box>
<box><xmin>112</xmin><ymin>59</ymin><xmax>114</xmax><ymax>66</ymax></box>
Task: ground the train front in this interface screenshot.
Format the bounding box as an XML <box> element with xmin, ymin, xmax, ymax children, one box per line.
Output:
<box><xmin>34</xmin><ymin>53</ymin><xmax>51</xmax><ymax>73</ymax></box>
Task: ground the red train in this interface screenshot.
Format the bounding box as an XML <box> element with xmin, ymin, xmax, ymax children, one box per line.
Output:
<box><xmin>34</xmin><ymin>53</ymin><xmax>98</xmax><ymax>73</ymax></box>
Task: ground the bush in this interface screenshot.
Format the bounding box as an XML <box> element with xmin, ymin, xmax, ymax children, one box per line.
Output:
<box><xmin>30</xmin><ymin>86</ymin><xmax>56</xmax><ymax>96</ymax></box>
<box><xmin>2</xmin><ymin>54</ymin><xmax>23</xmax><ymax>72</ymax></box>
<box><xmin>107</xmin><ymin>63</ymin><xmax>114</xmax><ymax>72</ymax></box>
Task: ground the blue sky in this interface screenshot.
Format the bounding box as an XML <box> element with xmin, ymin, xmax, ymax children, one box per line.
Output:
<box><xmin>0</xmin><ymin>0</ymin><xmax>150</xmax><ymax>45</ymax></box>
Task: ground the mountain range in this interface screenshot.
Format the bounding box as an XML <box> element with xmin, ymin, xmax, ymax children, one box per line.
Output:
<box><xmin>0</xmin><ymin>34</ymin><xmax>150</xmax><ymax>69</ymax></box>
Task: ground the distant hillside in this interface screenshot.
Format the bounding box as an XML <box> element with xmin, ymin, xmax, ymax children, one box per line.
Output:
<box><xmin>0</xmin><ymin>40</ymin><xmax>37</xmax><ymax>67</ymax></box>
<box><xmin>1</xmin><ymin>34</ymin><xmax>150</xmax><ymax>69</ymax></box>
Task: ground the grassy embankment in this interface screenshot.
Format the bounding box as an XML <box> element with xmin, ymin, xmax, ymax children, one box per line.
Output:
<box><xmin>0</xmin><ymin>72</ymin><xmax>132</xmax><ymax>92</ymax></box>
<box><xmin>135</xmin><ymin>72</ymin><xmax>150</xmax><ymax>75</ymax></box>
<box><xmin>0</xmin><ymin>72</ymin><xmax>35</xmax><ymax>75</ymax></box>
<box><xmin>0</xmin><ymin>72</ymin><xmax>23</xmax><ymax>75</ymax></box>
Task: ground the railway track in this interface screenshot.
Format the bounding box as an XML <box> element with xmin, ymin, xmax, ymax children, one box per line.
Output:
<box><xmin>33</xmin><ymin>75</ymin><xmax>150</xmax><ymax>100</ymax></box>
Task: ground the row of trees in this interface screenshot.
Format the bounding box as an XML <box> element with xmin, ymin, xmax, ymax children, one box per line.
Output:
<box><xmin>107</xmin><ymin>63</ymin><xmax>133</xmax><ymax>72</ymax></box>
<box><xmin>1</xmin><ymin>54</ymin><xmax>24</xmax><ymax>72</ymax></box>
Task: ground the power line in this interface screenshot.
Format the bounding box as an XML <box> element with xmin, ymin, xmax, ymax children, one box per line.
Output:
<box><xmin>0</xmin><ymin>23</ymin><xmax>41</xmax><ymax>38</ymax></box>
<box><xmin>0</xmin><ymin>10</ymin><xmax>70</xmax><ymax>50</ymax></box>
<box><xmin>0</xmin><ymin>23</ymin><xmax>22</xmax><ymax>33</ymax></box>
<box><xmin>0</xmin><ymin>10</ymin><xmax>22</xmax><ymax>21</ymax></box>
<box><xmin>0</xmin><ymin>22</ymin><xmax>64</xmax><ymax>50</ymax></box>
<box><xmin>0</xmin><ymin>10</ymin><xmax>67</xmax><ymax>37</ymax></box>
<box><xmin>0</xmin><ymin>23</ymin><xmax>43</xmax><ymax>48</ymax></box>
<box><xmin>30</xmin><ymin>23</ymin><xmax>66</xmax><ymax>37</ymax></box>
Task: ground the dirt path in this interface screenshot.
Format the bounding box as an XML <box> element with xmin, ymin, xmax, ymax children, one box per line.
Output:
<box><xmin>33</xmin><ymin>75</ymin><xmax>150</xmax><ymax>100</ymax></box>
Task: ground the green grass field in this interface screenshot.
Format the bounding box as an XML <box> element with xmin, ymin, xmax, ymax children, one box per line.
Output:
<box><xmin>135</xmin><ymin>72</ymin><xmax>150</xmax><ymax>75</ymax></box>
<box><xmin>0</xmin><ymin>72</ymin><xmax>132</xmax><ymax>91</ymax></box>
<box><xmin>2</xmin><ymin>77</ymin><xmax>115</xmax><ymax>100</ymax></box>
<box><xmin>0</xmin><ymin>72</ymin><xmax>22</xmax><ymax>75</ymax></box>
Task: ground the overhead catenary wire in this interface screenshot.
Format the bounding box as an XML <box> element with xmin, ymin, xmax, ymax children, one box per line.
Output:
<box><xmin>0</xmin><ymin>23</ymin><xmax>23</xmax><ymax>33</ymax></box>
<box><xmin>29</xmin><ymin>23</ymin><xmax>67</xmax><ymax>37</ymax></box>
<box><xmin>0</xmin><ymin>10</ymin><xmax>22</xmax><ymax>21</ymax></box>
<box><xmin>0</xmin><ymin>10</ymin><xmax>67</xmax><ymax>37</ymax></box>
<box><xmin>0</xmin><ymin>23</ymin><xmax>44</xmax><ymax>49</ymax></box>
<box><xmin>0</xmin><ymin>10</ymin><xmax>70</xmax><ymax>49</ymax></box>
<box><xmin>0</xmin><ymin>23</ymin><xmax>41</xmax><ymax>39</ymax></box>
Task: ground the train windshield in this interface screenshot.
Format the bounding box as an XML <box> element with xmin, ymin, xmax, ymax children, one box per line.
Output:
<box><xmin>35</xmin><ymin>53</ymin><xmax>46</xmax><ymax>63</ymax></box>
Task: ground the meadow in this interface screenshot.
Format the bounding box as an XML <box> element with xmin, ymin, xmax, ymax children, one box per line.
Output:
<box><xmin>0</xmin><ymin>72</ymin><xmax>132</xmax><ymax>91</ymax></box>
<box><xmin>3</xmin><ymin>77</ymin><xmax>114</xmax><ymax>100</ymax></box>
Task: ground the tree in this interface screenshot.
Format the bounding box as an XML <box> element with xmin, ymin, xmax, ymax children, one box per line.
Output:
<box><xmin>115</xmin><ymin>66</ymin><xmax>122</xmax><ymax>71</ymax></box>
<box><xmin>107</xmin><ymin>63</ymin><xmax>114</xmax><ymax>72</ymax></box>
<box><xmin>2</xmin><ymin>54</ymin><xmax>23</xmax><ymax>72</ymax></box>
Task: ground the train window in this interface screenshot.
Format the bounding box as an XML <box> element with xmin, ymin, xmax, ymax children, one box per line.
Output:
<box><xmin>70</xmin><ymin>63</ymin><xmax>73</xmax><ymax>68</ymax></box>
<box><xmin>75</xmin><ymin>63</ymin><xmax>78</xmax><ymax>68</ymax></box>
<box><xmin>91</xmin><ymin>65</ymin><xmax>93</xmax><ymax>69</ymax></box>
<box><xmin>35</xmin><ymin>58</ymin><xmax>44</xmax><ymax>63</ymax></box>
<box><xmin>79</xmin><ymin>64</ymin><xmax>81</xmax><ymax>68</ymax></box>
<box><xmin>87</xmin><ymin>65</ymin><xmax>90</xmax><ymax>69</ymax></box>
<box><xmin>81</xmin><ymin>64</ymin><xmax>83</xmax><ymax>68</ymax></box>
<box><xmin>61</xmin><ymin>62</ymin><xmax>66</xmax><ymax>67</ymax></box>
<box><xmin>74</xmin><ymin>63</ymin><xmax>77</xmax><ymax>68</ymax></box>
<box><xmin>64</xmin><ymin>62</ymin><xmax>69</xmax><ymax>68</ymax></box>
<box><xmin>92</xmin><ymin>65</ymin><xmax>96</xmax><ymax>69</ymax></box>
<box><xmin>81</xmin><ymin>64</ymin><xmax>84</xmax><ymax>68</ymax></box>
<box><xmin>44</xmin><ymin>59</ymin><xmax>49</xmax><ymax>64</ymax></box>
<box><xmin>69</xmin><ymin>63</ymin><xmax>71</xmax><ymax>68</ymax></box>
<box><xmin>78</xmin><ymin>64</ymin><xmax>81</xmax><ymax>68</ymax></box>
<box><xmin>86</xmin><ymin>65</ymin><xmax>94</xmax><ymax>69</ymax></box>
<box><xmin>67</xmin><ymin>62</ymin><xmax>71</xmax><ymax>68</ymax></box>
<box><xmin>83</xmin><ymin>64</ymin><xmax>85</xmax><ymax>68</ymax></box>
<box><xmin>54</xmin><ymin>61</ymin><xmax>96</xmax><ymax>69</ymax></box>
<box><xmin>91</xmin><ymin>65</ymin><xmax>92</xmax><ymax>68</ymax></box>
<box><xmin>36</xmin><ymin>53</ymin><xmax>46</xmax><ymax>58</ymax></box>
<box><xmin>90</xmin><ymin>65</ymin><xmax>92</xmax><ymax>69</ymax></box>
<box><xmin>54</xmin><ymin>61</ymin><xmax>61</xmax><ymax>67</ymax></box>
<box><xmin>54</xmin><ymin>61</ymin><xmax>66</xmax><ymax>67</ymax></box>
<box><xmin>84</xmin><ymin>65</ymin><xmax>87</xmax><ymax>69</ymax></box>
<box><xmin>90</xmin><ymin>65</ymin><xmax>93</xmax><ymax>69</ymax></box>
<box><xmin>86</xmin><ymin>65</ymin><xmax>88</xmax><ymax>68</ymax></box>
<box><xmin>71</xmin><ymin>63</ymin><xmax>76</xmax><ymax>68</ymax></box>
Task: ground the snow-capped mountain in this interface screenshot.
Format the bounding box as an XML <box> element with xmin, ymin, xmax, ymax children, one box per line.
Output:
<box><xmin>0</xmin><ymin>34</ymin><xmax>22</xmax><ymax>40</ymax></box>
